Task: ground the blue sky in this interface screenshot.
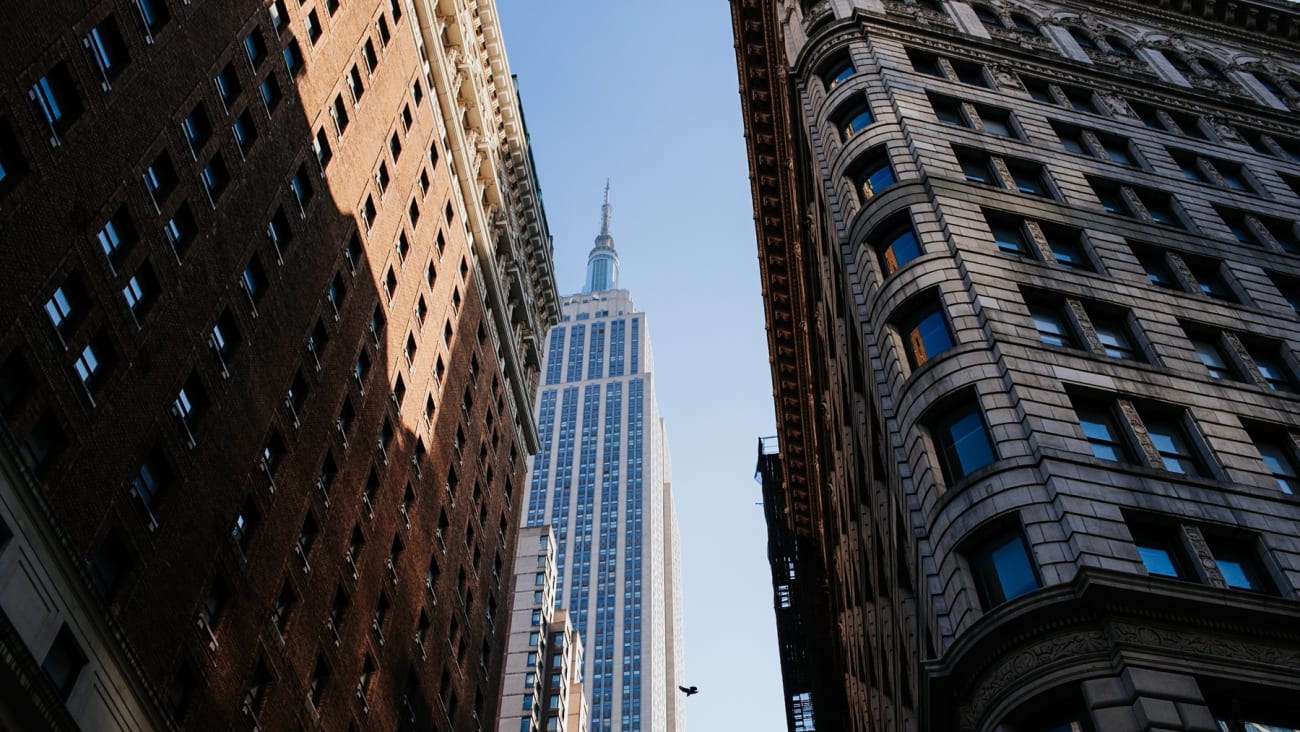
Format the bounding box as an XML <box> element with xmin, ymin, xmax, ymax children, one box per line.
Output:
<box><xmin>496</xmin><ymin>1</ymin><xmax>787</xmax><ymax>728</ymax></box>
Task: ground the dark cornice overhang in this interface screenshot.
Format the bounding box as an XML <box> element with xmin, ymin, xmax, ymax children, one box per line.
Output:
<box><xmin>1102</xmin><ymin>0</ymin><xmax>1300</xmax><ymax>48</ymax></box>
<box><xmin>926</xmin><ymin>567</ymin><xmax>1300</xmax><ymax>729</ymax></box>
<box><xmin>732</xmin><ymin>0</ymin><xmax>819</xmax><ymax>541</ymax></box>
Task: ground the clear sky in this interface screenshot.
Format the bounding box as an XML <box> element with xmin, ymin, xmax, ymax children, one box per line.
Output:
<box><xmin>495</xmin><ymin>1</ymin><xmax>787</xmax><ymax>729</ymax></box>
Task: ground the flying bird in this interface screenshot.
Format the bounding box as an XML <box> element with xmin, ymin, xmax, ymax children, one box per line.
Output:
<box><xmin>679</xmin><ymin>685</ymin><xmax>699</xmax><ymax>697</ymax></box>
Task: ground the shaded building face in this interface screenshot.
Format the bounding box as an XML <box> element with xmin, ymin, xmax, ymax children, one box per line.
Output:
<box><xmin>0</xmin><ymin>0</ymin><xmax>557</xmax><ymax>730</ymax></box>
<box><xmin>735</xmin><ymin>0</ymin><xmax>1300</xmax><ymax>731</ymax></box>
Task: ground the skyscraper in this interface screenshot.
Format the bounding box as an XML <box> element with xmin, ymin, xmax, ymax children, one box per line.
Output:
<box><xmin>523</xmin><ymin>189</ymin><xmax>685</xmax><ymax>732</ymax></box>
<box><xmin>0</xmin><ymin>0</ymin><xmax>557</xmax><ymax>729</ymax></box>
<box><xmin>733</xmin><ymin>0</ymin><xmax>1300</xmax><ymax>730</ymax></box>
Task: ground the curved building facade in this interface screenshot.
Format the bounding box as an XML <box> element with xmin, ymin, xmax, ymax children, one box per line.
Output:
<box><xmin>734</xmin><ymin>1</ymin><xmax>1300</xmax><ymax>730</ymax></box>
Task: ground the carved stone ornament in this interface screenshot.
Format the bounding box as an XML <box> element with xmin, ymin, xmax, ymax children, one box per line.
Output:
<box><xmin>990</xmin><ymin>64</ymin><xmax>1024</xmax><ymax>90</ymax></box>
<box><xmin>960</xmin><ymin>630</ymin><xmax>1112</xmax><ymax>729</ymax></box>
<box><xmin>1108</xmin><ymin>623</ymin><xmax>1300</xmax><ymax>668</ymax></box>
<box><xmin>1098</xmin><ymin>92</ymin><xmax>1134</xmax><ymax>117</ymax></box>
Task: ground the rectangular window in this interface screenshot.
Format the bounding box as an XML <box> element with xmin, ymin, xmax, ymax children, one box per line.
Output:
<box><xmin>122</xmin><ymin>262</ymin><xmax>159</xmax><ymax>320</ymax></box>
<box><xmin>1244</xmin><ymin>341</ymin><xmax>1297</xmax><ymax>392</ymax></box>
<box><xmin>969</xmin><ymin>528</ymin><xmax>1038</xmax><ymax>608</ymax></box>
<box><xmin>163</xmin><ymin>203</ymin><xmax>197</xmax><ymax>255</ymax></box>
<box><xmin>233</xmin><ymin>110</ymin><xmax>258</xmax><ymax>155</ymax></box>
<box><xmin>1130</xmin><ymin>523</ymin><xmax>1191</xmax><ymax>579</ymax></box>
<box><xmin>313</xmin><ymin>128</ymin><xmax>332</xmax><ymax>169</ymax></box>
<box><xmin>214</xmin><ymin>63</ymin><xmax>241</xmax><ymax>109</ymax></box>
<box><xmin>87</xmin><ymin>16</ymin><xmax>130</xmax><ymax>84</ymax></box>
<box><xmin>201</xmin><ymin>154</ymin><xmax>230</xmax><ymax>200</ymax></box>
<box><xmin>97</xmin><ymin>206</ymin><xmax>137</xmax><ymax>268</ymax></box>
<box><xmin>181</xmin><ymin>103</ymin><xmax>212</xmax><ymax>153</ymax></box>
<box><xmin>930</xmin><ymin>395</ymin><xmax>996</xmax><ymax>483</ymax></box>
<box><xmin>1141</xmin><ymin>410</ymin><xmax>1205</xmax><ymax>477</ymax></box>
<box><xmin>1250</xmin><ymin>430</ymin><xmax>1300</xmax><ymax>495</ymax></box>
<box><xmin>283</xmin><ymin>40</ymin><xmax>304</xmax><ymax>75</ymax></box>
<box><xmin>244</xmin><ymin>30</ymin><xmax>267</xmax><ymax>68</ymax></box>
<box><xmin>1072</xmin><ymin>399</ymin><xmax>1133</xmax><ymax>463</ymax></box>
<box><xmin>30</xmin><ymin>61</ymin><xmax>84</xmax><ymax>138</ymax></box>
<box><xmin>1028</xmin><ymin>302</ymin><xmax>1076</xmax><ymax>348</ymax></box>
<box><xmin>332</xmin><ymin>95</ymin><xmax>349</xmax><ymax>136</ymax></box>
<box><xmin>42</xmin><ymin>625</ymin><xmax>88</xmax><ymax>700</ymax></box>
<box><xmin>851</xmin><ymin>148</ymin><xmax>895</xmax><ymax>202</ymax></box>
<box><xmin>259</xmin><ymin>75</ymin><xmax>282</xmax><ymax>112</ymax></box>
<box><xmin>1189</xmin><ymin>333</ymin><xmax>1239</xmax><ymax>381</ymax></box>
<box><xmin>144</xmin><ymin>150</ymin><xmax>178</xmax><ymax>205</ymax></box>
<box><xmin>1089</xmin><ymin>310</ymin><xmax>1141</xmax><ymax>361</ymax></box>
<box><xmin>1208</xmin><ymin>538</ymin><xmax>1272</xmax><ymax>592</ymax></box>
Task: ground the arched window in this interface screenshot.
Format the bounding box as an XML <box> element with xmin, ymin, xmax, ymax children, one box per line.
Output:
<box><xmin>914</xmin><ymin>0</ymin><xmax>945</xmax><ymax>13</ymax></box>
<box><xmin>1106</xmin><ymin>36</ymin><xmax>1135</xmax><ymax>58</ymax></box>
<box><xmin>1163</xmin><ymin>50</ymin><xmax>1193</xmax><ymax>75</ymax></box>
<box><xmin>1199</xmin><ymin>58</ymin><xmax>1228</xmax><ymax>80</ymax></box>
<box><xmin>973</xmin><ymin>5</ymin><xmax>1002</xmax><ymax>29</ymax></box>
<box><xmin>1010</xmin><ymin>13</ymin><xmax>1038</xmax><ymax>33</ymax></box>
<box><xmin>1253</xmin><ymin>71</ymin><xmax>1287</xmax><ymax>98</ymax></box>
<box><xmin>1068</xmin><ymin>27</ymin><xmax>1098</xmax><ymax>51</ymax></box>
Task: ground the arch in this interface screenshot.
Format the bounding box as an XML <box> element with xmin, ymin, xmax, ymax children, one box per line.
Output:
<box><xmin>1105</xmin><ymin>35</ymin><xmax>1136</xmax><ymax>57</ymax></box>
<box><xmin>972</xmin><ymin>4</ymin><xmax>1003</xmax><ymax>29</ymax></box>
<box><xmin>1067</xmin><ymin>26</ymin><xmax>1099</xmax><ymax>50</ymax></box>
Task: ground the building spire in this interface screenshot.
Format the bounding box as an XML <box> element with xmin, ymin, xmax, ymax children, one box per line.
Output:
<box><xmin>584</xmin><ymin>180</ymin><xmax>620</xmax><ymax>293</ymax></box>
<box><xmin>599</xmin><ymin>179</ymin><xmax>612</xmax><ymax>237</ymax></box>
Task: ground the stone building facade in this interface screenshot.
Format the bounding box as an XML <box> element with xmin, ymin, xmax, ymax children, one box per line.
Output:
<box><xmin>733</xmin><ymin>0</ymin><xmax>1300</xmax><ymax>730</ymax></box>
<box><xmin>0</xmin><ymin>0</ymin><xmax>557</xmax><ymax>729</ymax></box>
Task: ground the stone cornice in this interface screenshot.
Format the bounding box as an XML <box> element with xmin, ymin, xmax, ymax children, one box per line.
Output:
<box><xmin>732</xmin><ymin>0</ymin><xmax>820</xmax><ymax>542</ymax></box>
<box><xmin>926</xmin><ymin>567</ymin><xmax>1300</xmax><ymax>729</ymax></box>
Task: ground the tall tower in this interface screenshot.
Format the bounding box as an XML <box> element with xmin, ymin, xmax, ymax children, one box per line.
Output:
<box><xmin>0</xmin><ymin>0</ymin><xmax>558</xmax><ymax>730</ymax></box>
<box><xmin>524</xmin><ymin>190</ymin><xmax>685</xmax><ymax>732</ymax></box>
<box><xmin>584</xmin><ymin>182</ymin><xmax>621</xmax><ymax>294</ymax></box>
<box><xmin>733</xmin><ymin>0</ymin><xmax>1300</xmax><ymax>731</ymax></box>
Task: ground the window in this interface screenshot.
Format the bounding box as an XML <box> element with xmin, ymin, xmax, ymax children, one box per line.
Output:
<box><xmin>259</xmin><ymin>75</ymin><xmax>282</xmax><ymax>112</ymax></box>
<box><xmin>134</xmin><ymin>0</ymin><xmax>171</xmax><ymax>36</ymax></box>
<box><xmin>233</xmin><ymin>110</ymin><xmax>258</xmax><ymax>155</ymax></box>
<box><xmin>1130</xmin><ymin>102</ymin><xmax>1205</xmax><ymax>139</ymax></box>
<box><xmin>283</xmin><ymin>40</ymin><xmax>304</xmax><ymax>75</ymax></box>
<box><xmin>1187</xmin><ymin>331</ymin><xmax>1240</xmax><ymax>381</ymax></box>
<box><xmin>309</xmin><ymin>657</ymin><xmax>329</xmax><ymax>706</ymax></box>
<box><xmin>958</xmin><ymin>149</ymin><xmax>995</xmax><ymax>185</ymax></box>
<box><xmin>291</xmin><ymin>165</ymin><xmax>313</xmax><ymax>210</ymax></box>
<box><xmin>173</xmin><ymin>372</ymin><xmax>207</xmax><ymax>432</ymax></box>
<box><xmin>123</xmin><ymin>262</ymin><xmax>159</xmax><ymax>319</ymax></box>
<box><xmin>1068</xmin><ymin>26</ymin><xmax>1098</xmax><ymax>50</ymax></box>
<box><xmin>214</xmin><ymin>63</ymin><xmax>241</xmax><ymax>109</ymax></box>
<box><xmin>87</xmin><ymin>16</ymin><xmax>130</xmax><ymax>84</ymax></box>
<box><xmin>1244</xmin><ymin>340</ymin><xmax>1298</xmax><ymax>392</ymax></box>
<box><xmin>1089</xmin><ymin>308</ymin><xmax>1141</xmax><ymax>361</ymax></box>
<box><xmin>1131</xmin><ymin>524</ymin><xmax>1191</xmax><ymax>579</ymax></box>
<box><xmin>930</xmin><ymin>93</ymin><xmax>964</xmax><ymax>125</ymax></box>
<box><xmin>1006</xmin><ymin>160</ymin><xmax>1049</xmax><ymax>196</ymax></box>
<box><xmin>389</xmin><ymin>132</ymin><xmax>402</xmax><ymax>161</ymax></box>
<box><xmin>1143</xmin><ymin>410</ymin><xmax>1205</xmax><ymax>477</ymax></box>
<box><xmin>376</xmin><ymin>162</ymin><xmax>390</xmax><ymax>195</ymax></box>
<box><xmin>42</xmin><ymin>625</ymin><xmax>87</xmax><ymax>700</ymax></box>
<box><xmin>986</xmin><ymin>214</ymin><xmax>1030</xmax><ymax>258</ymax></box>
<box><xmin>1028</xmin><ymin>300</ymin><xmax>1078</xmax><ymax>348</ymax></box>
<box><xmin>973</xmin><ymin>5</ymin><xmax>1001</xmax><ymax>28</ymax></box>
<box><xmin>1173</xmin><ymin>151</ymin><xmax>1255</xmax><ymax>193</ymax></box>
<box><xmin>163</xmin><ymin>203</ymin><xmax>198</xmax><ymax>255</ymax></box>
<box><xmin>244</xmin><ymin>30</ymin><xmax>267</xmax><ymax>69</ymax></box>
<box><xmin>928</xmin><ymin>392</ymin><xmax>996</xmax><ymax>483</ymax></box>
<box><xmin>377</xmin><ymin>14</ymin><xmax>391</xmax><ymax>45</ymax></box>
<box><xmin>363</xmin><ymin>195</ymin><xmax>377</xmax><ymax>230</ymax></box>
<box><xmin>45</xmin><ymin>273</ymin><xmax>88</xmax><ymax>338</ymax></box>
<box><xmin>332</xmin><ymin>94</ymin><xmax>350</xmax><ymax>136</ymax></box>
<box><xmin>31</xmin><ymin>61</ymin><xmax>84</xmax><ymax>139</ymax></box>
<box><xmin>1250</xmin><ymin>429</ymin><xmax>1300</xmax><ymax>495</ymax></box>
<box><xmin>304</xmin><ymin>9</ymin><xmax>323</xmax><ymax>44</ymax></box>
<box><xmin>242</xmin><ymin>255</ymin><xmax>268</xmax><ymax>302</ymax></box>
<box><xmin>894</xmin><ymin>294</ymin><xmax>954</xmax><ymax>368</ymax></box>
<box><xmin>201</xmin><ymin>153</ymin><xmax>230</xmax><ymax>200</ymax></box>
<box><xmin>977</xmin><ymin>106</ymin><xmax>1015</xmax><ymax>138</ymax></box>
<box><xmin>1071</xmin><ymin>398</ymin><xmax>1132</xmax><ymax>463</ymax></box>
<box><xmin>348</xmin><ymin>64</ymin><xmax>365</xmax><ymax>102</ymax></box>
<box><xmin>818</xmin><ymin>53</ymin><xmax>855</xmax><ymax>91</ymax></box>
<box><xmin>849</xmin><ymin>148</ymin><xmax>895</xmax><ymax>202</ymax></box>
<box><xmin>1021</xmin><ymin>76</ymin><xmax>1099</xmax><ymax>113</ymax></box>
<box><xmin>269</xmin><ymin>0</ymin><xmax>288</xmax><ymax>33</ymax></box>
<box><xmin>1088</xmin><ymin>178</ymin><xmax>1184</xmax><ymax>228</ymax></box>
<box><xmin>210</xmin><ymin>310</ymin><xmax>240</xmax><ymax>363</ymax></box>
<box><xmin>1106</xmin><ymin>36</ymin><xmax>1135</xmax><ymax>58</ymax></box>
<box><xmin>1208</xmin><ymin>538</ymin><xmax>1273</xmax><ymax>592</ymax></box>
<box><xmin>74</xmin><ymin>335</ymin><xmax>114</xmax><ymax>393</ymax></box>
<box><xmin>968</xmin><ymin>527</ymin><xmax>1038</xmax><ymax>608</ymax></box>
<box><xmin>88</xmin><ymin>530</ymin><xmax>134</xmax><ymax>598</ymax></box>
<box><xmin>144</xmin><ymin>150</ymin><xmax>178</xmax><ymax>205</ymax></box>
<box><xmin>182</xmin><ymin>103</ymin><xmax>212</xmax><ymax>153</ymax></box>
<box><xmin>1183</xmin><ymin>255</ymin><xmax>1236</xmax><ymax>302</ymax></box>
<box><xmin>313</xmin><ymin>128</ymin><xmax>332</xmax><ymax>169</ymax></box>
<box><xmin>1041</xmin><ymin>222</ymin><xmax>1091</xmax><ymax>270</ymax></box>
<box><xmin>364</xmin><ymin>39</ymin><xmax>379</xmax><ymax>73</ymax></box>
<box><xmin>833</xmin><ymin>100</ymin><xmax>873</xmax><ymax>141</ymax></box>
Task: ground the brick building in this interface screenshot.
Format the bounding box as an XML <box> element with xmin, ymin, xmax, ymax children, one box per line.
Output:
<box><xmin>733</xmin><ymin>0</ymin><xmax>1300</xmax><ymax>730</ymax></box>
<box><xmin>0</xmin><ymin>0</ymin><xmax>557</xmax><ymax>730</ymax></box>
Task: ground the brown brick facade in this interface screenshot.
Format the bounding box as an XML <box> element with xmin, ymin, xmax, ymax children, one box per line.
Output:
<box><xmin>0</xmin><ymin>0</ymin><xmax>556</xmax><ymax>730</ymax></box>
